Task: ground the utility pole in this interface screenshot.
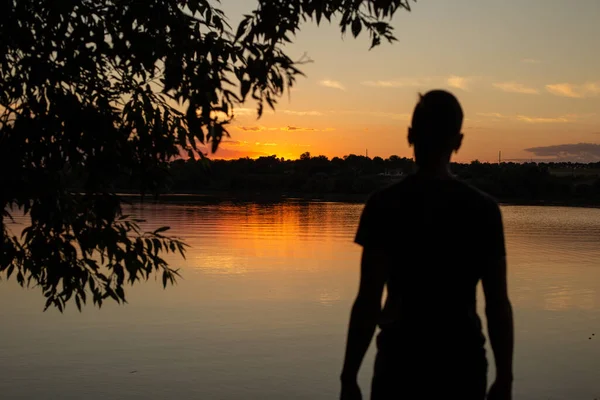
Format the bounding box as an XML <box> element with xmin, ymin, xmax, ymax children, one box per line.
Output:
<box><xmin>498</xmin><ymin>150</ymin><xmax>502</xmax><ymax>164</ymax></box>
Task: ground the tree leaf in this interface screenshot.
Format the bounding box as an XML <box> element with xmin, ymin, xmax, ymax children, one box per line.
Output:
<box><xmin>154</xmin><ymin>226</ymin><xmax>170</xmax><ymax>234</ymax></box>
<box><xmin>241</xmin><ymin>80</ymin><xmax>251</xmax><ymax>100</ymax></box>
<box><xmin>351</xmin><ymin>18</ymin><xmax>362</xmax><ymax>38</ymax></box>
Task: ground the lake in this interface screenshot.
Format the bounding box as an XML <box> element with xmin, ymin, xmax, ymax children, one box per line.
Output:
<box><xmin>1</xmin><ymin>202</ymin><xmax>600</xmax><ymax>399</ymax></box>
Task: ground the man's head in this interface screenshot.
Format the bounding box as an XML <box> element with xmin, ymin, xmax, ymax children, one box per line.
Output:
<box><xmin>408</xmin><ymin>90</ymin><xmax>464</xmax><ymax>168</ymax></box>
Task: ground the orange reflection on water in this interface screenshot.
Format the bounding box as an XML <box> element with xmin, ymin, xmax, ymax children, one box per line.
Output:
<box><xmin>129</xmin><ymin>201</ymin><xmax>363</xmax><ymax>306</ymax></box>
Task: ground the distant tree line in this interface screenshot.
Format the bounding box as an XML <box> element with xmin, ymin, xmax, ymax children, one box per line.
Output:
<box><xmin>65</xmin><ymin>152</ymin><xmax>600</xmax><ymax>205</ymax></box>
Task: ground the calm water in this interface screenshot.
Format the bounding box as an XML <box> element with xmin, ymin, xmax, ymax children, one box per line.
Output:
<box><xmin>1</xmin><ymin>202</ymin><xmax>600</xmax><ymax>399</ymax></box>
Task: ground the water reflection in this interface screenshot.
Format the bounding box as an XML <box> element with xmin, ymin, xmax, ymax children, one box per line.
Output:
<box><xmin>1</xmin><ymin>202</ymin><xmax>600</xmax><ymax>400</ymax></box>
<box><xmin>544</xmin><ymin>288</ymin><xmax>596</xmax><ymax>312</ymax></box>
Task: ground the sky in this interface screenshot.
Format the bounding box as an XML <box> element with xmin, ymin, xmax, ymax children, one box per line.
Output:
<box><xmin>210</xmin><ymin>0</ymin><xmax>600</xmax><ymax>162</ymax></box>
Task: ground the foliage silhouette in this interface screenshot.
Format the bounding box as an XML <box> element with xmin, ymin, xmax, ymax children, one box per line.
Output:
<box><xmin>0</xmin><ymin>0</ymin><xmax>415</xmax><ymax>310</ymax></box>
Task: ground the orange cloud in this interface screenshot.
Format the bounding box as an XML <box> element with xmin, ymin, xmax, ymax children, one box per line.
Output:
<box><xmin>319</xmin><ymin>80</ymin><xmax>346</xmax><ymax>91</ymax></box>
<box><xmin>235</xmin><ymin>125</ymin><xmax>333</xmax><ymax>132</ymax></box>
<box><xmin>546</xmin><ymin>82</ymin><xmax>600</xmax><ymax>98</ymax></box>
<box><xmin>222</xmin><ymin>140</ymin><xmax>248</xmax><ymax>146</ymax></box>
<box><xmin>447</xmin><ymin>75</ymin><xmax>473</xmax><ymax>91</ymax></box>
<box><xmin>238</xmin><ymin>126</ymin><xmax>267</xmax><ymax>131</ymax></box>
<box><xmin>362</xmin><ymin>76</ymin><xmax>475</xmax><ymax>90</ymax></box>
<box><xmin>477</xmin><ymin>112</ymin><xmax>584</xmax><ymax>124</ymax></box>
<box><xmin>232</xmin><ymin>107</ymin><xmax>257</xmax><ymax>117</ymax></box>
<box><xmin>280</xmin><ymin>110</ymin><xmax>323</xmax><ymax>116</ymax></box>
<box><xmin>477</xmin><ymin>112</ymin><xmax>505</xmax><ymax>119</ymax></box>
<box><xmin>281</xmin><ymin>126</ymin><xmax>317</xmax><ymax>132</ymax></box>
<box><xmin>516</xmin><ymin>115</ymin><xmax>570</xmax><ymax>124</ymax></box>
<box><xmin>493</xmin><ymin>82</ymin><xmax>539</xmax><ymax>95</ymax></box>
<box><xmin>361</xmin><ymin>78</ymin><xmax>433</xmax><ymax>88</ymax></box>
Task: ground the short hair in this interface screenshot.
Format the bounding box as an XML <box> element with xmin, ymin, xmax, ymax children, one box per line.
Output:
<box><xmin>411</xmin><ymin>90</ymin><xmax>463</xmax><ymax>144</ymax></box>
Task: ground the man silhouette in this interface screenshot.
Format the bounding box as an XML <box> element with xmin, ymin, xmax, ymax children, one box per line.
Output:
<box><xmin>340</xmin><ymin>90</ymin><xmax>514</xmax><ymax>400</ymax></box>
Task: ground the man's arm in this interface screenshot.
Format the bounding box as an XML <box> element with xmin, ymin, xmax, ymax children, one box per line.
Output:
<box><xmin>340</xmin><ymin>246</ymin><xmax>388</xmax><ymax>383</ymax></box>
<box><xmin>482</xmin><ymin>256</ymin><xmax>514</xmax><ymax>383</ymax></box>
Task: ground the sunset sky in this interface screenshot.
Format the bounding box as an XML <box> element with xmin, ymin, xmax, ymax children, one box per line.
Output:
<box><xmin>211</xmin><ymin>0</ymin><xmax>600</xmax><ymax>163</ymax></box>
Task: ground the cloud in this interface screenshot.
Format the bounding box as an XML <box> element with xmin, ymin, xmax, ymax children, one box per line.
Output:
<box><xmin>319</xmin><ymin>80</ymin><xmax>346</xmax><ymax>91</ymax></box>
<box><xmin>280</xmin><ymin>110</ymin><xmax>324</xmax><ymax>116</ymax></box>
<box><xmin>447</xmin><ymin>75</ymin><xmax>472</xmax><ymax>91</ymax></box>
<box><xmin>254</xmin><ymin>142</ymin><xmax>278</xmax><ymax>146</ymax></box>
<box><xmin>524</xmin><ymin>143</ymin><xmax>600</xmax><ymax>162</ymax></box>
<box><xmin>546</xmin><ymin>82</ymin><xmax>600</xmax><ymax>98</ymax></box>
<box><xmin>477</xmin><ymin>112</ymin><xmax>505</xmax><ymax>119</ymax></box>
<box><xmin>234</xmin><ymin>108</ymin><xmax>325</xmax><ymax>117</ymax></box>
<box><xmin>281</xmin><ymin>126</ymin><xmax>317</xmax><ymax>132</ymax></box>
<box><xmin>238</xmin><ymin>126</ymin><xmax>267</xmax><ymax>131</ymax></box>
<box><xmin>492</xmin><ymin>82</ymin><xmax>539</xmax><ymax>95</ymax></box>
<box><xmin>222</xmin><ymin>140</ymin><xmax>247</xmax><ymax>146</ymax></box>
<box><xmin>361</xmin><ymin>78</ymin><xmax>433</xmax><ymax>88</ymax></box>
<box><xmin>216</xmin><ymin>107</ymin><xmax>323</xmax><ymax>121</ymax></box>
<box><xmin>232</xmin><ymin>107</ymin><xmax>256</xmax><ymax>117</ymax></box>
<box><xmin>233</xmin><ymin>108</ymin><xmax>324</xmax><ymax>119</ymax></box>
<box><xmin>546</xmin><ymin>83</ymin><xmax>582</xmax><ymax>98</ymax></box>
<box><xmin>234</xmin><ymin>125</ymin><xmax>333</xmax><ymax>132</ymax></box>
<box><xmin>362</xmin><ymin>76</ymin><xmax>474</xmax><ymax>91</ymax></box>
<box><xmin>477</xmin><ymin>112</ymin><xmax>583</xmax><ymax>124</ymax></box>
<box><xmin>522</xmin><ymin>58</ymin><xmax>541</xmax><ymax>64</ymax></box>
<box><xmin>515</xmin><ymin>115</ymin><xmax>569</xmax><ymax>124</ymax></box>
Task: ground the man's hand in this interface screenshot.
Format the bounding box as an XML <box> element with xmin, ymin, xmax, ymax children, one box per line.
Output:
<box><xmin>340</xmin><ymin>380</ymin><xmax>362</xmax><ymax>400</ymax></box>
<box><xmin>487</xmin><ymin>378</ymin><xmax>512</xmax><ymax>400</ymax></box>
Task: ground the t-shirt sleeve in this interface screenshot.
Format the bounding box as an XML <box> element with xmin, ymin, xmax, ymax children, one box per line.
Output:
<box><xmin>483</xmin><ymin>201</ymin><xmax>506</xmax><ymax>259</ymax></box>
<box><xmin>354</xmin><ymin>194</ymin><xmax>380</xmax><ymax>247</ymax></box>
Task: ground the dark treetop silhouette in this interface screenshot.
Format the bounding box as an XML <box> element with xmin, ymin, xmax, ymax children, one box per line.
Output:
<box><xmin>0</xmin><ymin>0</ymin><xmax>415</xmax><ymax>310</ymax></box>
<box><xmin>340</xmin><ymin>91</ymin><xmax>514</xmax><ymax>400</ymax></box>
<box><xmin>127</xmin><ymin>155</ymin><xmax>600</xmax><ymax>202</ymax></box>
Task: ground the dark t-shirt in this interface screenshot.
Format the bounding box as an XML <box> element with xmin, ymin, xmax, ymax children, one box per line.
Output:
<box><xmin>355</xmin><ymin>173</ymin><xmax>505</xmax><ymax>358</ymax></box>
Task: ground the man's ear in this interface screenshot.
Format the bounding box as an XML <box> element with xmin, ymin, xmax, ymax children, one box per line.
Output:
<box><xmin>453</xmin><ymin>133</ymin><xmax>464</xmax><ymax>153</ymax></box>
<box><xmin>407</xmin><ymin>127</ymin><xmax>414</xmax><ymax>147</ymax></box>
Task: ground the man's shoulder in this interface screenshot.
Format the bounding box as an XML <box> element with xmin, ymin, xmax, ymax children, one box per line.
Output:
<box><xmin>453</xmin><ymin>179</ymin><xmax>501</xmax><ymax>210</ymax></box>
<box><xmin>365</xmin><ymin>175</ymin><xmax>414</xmax><ymax>205</ymax></box>
<box><xmin>365</xmin><ymin>175</ymin><xmax>501</xmax><ymax>213</ymax></box>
